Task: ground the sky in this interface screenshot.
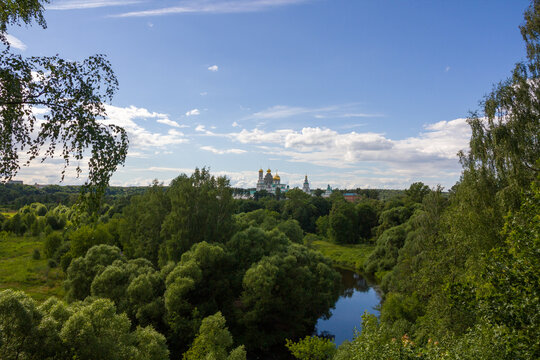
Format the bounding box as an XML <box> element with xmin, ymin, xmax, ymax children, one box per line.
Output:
<box><xmin>5</xmin><ymin>0</ymin><xmax>532</xmax><ymax>189</ymax></box>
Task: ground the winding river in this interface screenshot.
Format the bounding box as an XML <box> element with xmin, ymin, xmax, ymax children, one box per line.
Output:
<box><xmin>315</xmin><ymin>268</ymin><xmax>381</xmax><ymax>345</ymax></box>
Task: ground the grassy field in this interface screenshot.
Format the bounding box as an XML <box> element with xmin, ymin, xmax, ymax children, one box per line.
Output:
<box><xmin>312</xmin><ymin>239</ymin><xmax>374</xmax><ymax>273</ymax></box>
<box><xmin>0</xmin><ymin>232</ymin><xmax>64</xmax><ymax>301</ymax></box>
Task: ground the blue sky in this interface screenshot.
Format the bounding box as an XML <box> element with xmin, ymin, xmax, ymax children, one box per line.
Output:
<box><xmin>6</xmin><ymin>0</ymin><xmax>531</xmax><ymax>189</ymax></box>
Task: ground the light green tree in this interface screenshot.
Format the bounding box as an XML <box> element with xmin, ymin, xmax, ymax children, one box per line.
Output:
<box><xmin>183</xmin><ymin>312</ymin><xmax>246</xmax><ymax>360</ymax></box>
<box><xmin>285</xmin><ymin>336</ymin><xmax>336</xmax><ymax>360</ymax></box>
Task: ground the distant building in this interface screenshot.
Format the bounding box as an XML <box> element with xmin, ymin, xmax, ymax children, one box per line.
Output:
<box><xmin>302</xmin><ymin>175</ymin><xmax>310</xmax><ymax>194</ymax></box>
<box><xmin>256</xmin><ymin>169</ymin><xmax>289</xmax><ymax>194</ymax></box>
<box><xmin>322</xmin><ymin>184</ymin><xmax>333</xmax><ymax>198</ymax></box>
<box><xmin>344</xmin><ymin>193</ymin><xmax>361</xmax><ymax>203</ymax></box>
<box><xmin>7</xmin><ymin>180</ymin><xmax>23</xmax><ymax>185</ymax></box>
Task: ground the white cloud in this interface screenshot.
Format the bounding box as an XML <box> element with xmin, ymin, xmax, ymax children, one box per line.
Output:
<box><xmin>200</xmin><ymin>146</ymin><xmax>246</xmax><ymax>155</ymax></box>
<box><xmin>248</xmin><ymin>104</ymin><xmax>382</xmax><ymax>120</ymax></box>
<box><xmin>111</xmin><ymin>0</ymin><xmax>309</xmax><ymax>17</ymax></box>
<box><xmin>103</xmin><ymin>104</ymin><xmax>188</xmax><ymax>149</ymax></box>
<box><xmin>156</xmin><ymin>118</ymin><xmax>184</xmax><ymax>128</ymax></box>
<box><xmin>48</xmin><ymin>0</ymin><xmax>142</xmax><ymax>10</ymax></box>
<box><xmin>185</xmin><ymin>108</ymin><xmax>200</xmax><ymax>116</ymax></box>
<box><xmin>200</xmin><ymin>91</ymin><xmax>208</xmax><ymax>96</ymax></box>
<box><xmin>445</xmin><ymin>66</ymin><xmax>451</xmax><ymax>72</ymax></box>
<box><xmin>207</xmin><ymin>65</ymin><xmax>219</xmax><ymax>72</ymax></box>
<box><xmin>232</xmin><ymin>121</ymin><xmax>240</xmax><ymax>127</ymax></box>
<box><xmin>230</xmin><ymin>128</ymin><xmax>294</xmax><ymax>144</ymax></box>
<box><xmin>5</xmin><ymin>34</ymin><xmax>27</xmax><ymax>51</ymax></box>
<box><xmin>222</xmin><ymin>118</ymin><xmax>471</xmax><ymax>180</ymax></box>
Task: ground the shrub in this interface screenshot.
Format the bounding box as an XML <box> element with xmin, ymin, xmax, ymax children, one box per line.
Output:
<box><xmin>44</xmin><ymin>233</ymin><xmax>62</xmax><ymax>258</ymax></box>
<box><xmin>48</xmin><ymin>258</ymin><xmax>58</xmax><ymax>268</ymax></box>
<box><xmin>32</xmin><ymin>249</ymin><xmax>41</xmax><ymax>260</ymax></box>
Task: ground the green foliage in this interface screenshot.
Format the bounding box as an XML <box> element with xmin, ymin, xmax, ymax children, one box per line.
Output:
<box><xmin>44</xmin><ymin>232</ymin><xmax>62</xmax><ymax>258</ymax></box>
<box><xmin>311</xmin><ymin>240</ymin><xmax>374</xmax><ymax>272</ymax></box>
<box><xmin>404</xmin><ymin>182</ymin><xmax>431</xmax><ymax>204</ymax></box>
<box><xmin>0</xmin><ymin>289</ymin><xmax>43</xmax><ymax>359</ymax></box>
<box><xmin>316</xmin><ymin>214</ymin><xmax>329</xmax><ymax>236</ymax></box>
<box><xmin>0</xmin><ymin>1</ymin><xmax>47</xmax><ymax>43</ymax></box>
<box><xmin>355</xmin><ymin>202</ymin><xmax>378</xmax><ymax>241</ymax></box>
<box><xmin>240</xmin><ymin>244</ymin><xmax>340</xmax><ymax>351</ymax></box>
<box><xmin>285</xmin><ymin>335</ymin><xmax>336</xmax><ymax>360</ymax></box>
<box><xmin>183</xmin><ymin>312</ymin><xmax>246</xmax><ymax>360</ymax></box>
<box><xmin>234</xmin><ymin>208</ymin><xmax>281</xmax><ymax>231</ymax></box>
<box><xmin>45</xmin><ymin>212</ymin><xmax>66</xmax><ymax>230</ymax></box>
<box><xmin>32</xmin><ymin>248</ymin><xmax>40</xmax><ymax>260</ymax></box>
<box><xmin>119</xmin><ymin>181</ymin><xmax>170</xmax><ymax>265</ymax></box>
<box><xmin>132</xmin><ymin>326</ymin><xmax>170</xmax><ymax>360</ymax></box>
<box><xmin>226</xmin><ymin>227</ymin><xmax>290</xmax><ymax>276</ymax></box>
<box><xmin>161</xmin><ymin>168</ymin><xmax>234</xmax><ymax>263</ymax></box>
<box><xmin>282</xmin><ymin>189</ymin><xmax>318</xmax><ymax>233</ymax></box>
<box><xmin>475</xmin><ymin>182</ymin><xmax>540</xmax><ymax>359</ymax></box>
<box><xmin>276</xmin><ymin>219</ymin><xmax>304</xmax><ymax>243</ymax></box>
<box><xmin>69</xmin><ymin>223</ymin><xmax>114</xmax><ymax>258</ymax></box>
<box><xmin>0</xmin><ymin>50</ymin><xmax>127</xmax><ymax>198</ymax></box>
<box><xmin>165</xmin><ymin>242</ymin><xmax>234</xmax><ymax>354</ymax></box>
<box><xmin>328</xmin><ymin>201</ymin><xmax>358</xmax><ymax>244</ymax></box>
<box><xmin>365</xmin><ymin>223</ymin><xmax>408</xmax><ymax>274</ymax></box>
<box><xmin>0</xmin><ymin>232</ymin><xmax>64</xmax><ymax>300</ymax></box>
<box><xmin>90</xmin><ymin>258</ymin><xmax>156</xmax><ymax>314</ymax></box>
<box><xmin>64</xmin><ymin>244</ymin><xmax>123</xmax><ymax>302</ymax></box>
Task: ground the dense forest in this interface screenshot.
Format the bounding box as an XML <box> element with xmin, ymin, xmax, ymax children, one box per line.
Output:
<box><xmin>1</xmin><ymin>1</ymin><xmax>539</xmax><ymax>360</ymax></box>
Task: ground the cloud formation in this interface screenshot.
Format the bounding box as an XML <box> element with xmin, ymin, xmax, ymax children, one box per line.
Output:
<box><xmin>111</xmin><ymin>0</ymin><xmax>309</xmax><ymax>17</ymax></box>
<box><xmin>200</xmin><ymin>146</ymin><xmax>246</xmax><ymax>154</ymax></box>
<box><xmin>225</xmin><ymin>118</ymin><xmax>471</xmax><ymax>170</ymax></box>
<box><xmin>248</xmin><ymin>104</ymin><xmax>382</xmax><ymax>120</ymax></box>
<box><xmin>103</xmin><ymin>105</ymin><xmax>188</xmax><ymax>150</ymax></box>
<box><xmin>157</xmin><ymin>118</ymin><xmax>185</xmax><ymax>128</ymax></box>
<box><xmin>5</xmin><ymin>34</ymin><xmax>27</xmax><ymax>50</ymax></box>
<box><xmin>48</xmin><ymin>0</ymin><xmax>142</xmax><ymax>10</ymax></box>
<box><xmin>185</xmin><ymin>108</ymin><xmax>200</xmax><ymax>116</ymax></box>
<box><xmin>207</xmin><ymin>65</ymin><xmax>219</xmax><ymax>72</ymax></box>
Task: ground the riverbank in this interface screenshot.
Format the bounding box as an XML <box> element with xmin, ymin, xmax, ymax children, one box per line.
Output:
<box><xmin>312</xmin><ymin>240</ymin><xmax>374</xmax><ymax>273</ymax></box>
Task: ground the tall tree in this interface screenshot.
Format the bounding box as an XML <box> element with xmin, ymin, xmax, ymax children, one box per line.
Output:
<box><xmin>160</xmin><ymin>168</ymin><xmax>234</xmax><ymax>263</ymax></box>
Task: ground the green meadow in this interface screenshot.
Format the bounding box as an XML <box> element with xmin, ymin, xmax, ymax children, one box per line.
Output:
<box><xmin>0</xmin><ymin>233</ymin><xmax>64</xmax><ymax>301</ymax></box>
<box><xmin>312</xmin><ymin>240</ymin><xmax>374</xmax><ymax>272</ymax></box>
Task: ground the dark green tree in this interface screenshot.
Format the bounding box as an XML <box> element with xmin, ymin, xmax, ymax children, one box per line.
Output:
<box><xmin>328</xmin><ymin>201</ymin><xmax>358</xmax><ymax>244</ymax></box>
<box><xmin>119</xmin><ymin>181</ymin><xmax>170</xmax><ymax>265</ymax></box>
<box><xmin>160</xmin><ymin>168</ymin><xmax>234</xmax><ymax>263</ymax></box>
<box><xmin>240</xmin><ymin>244</ymin><xmax>340</xmax><ymax>351</ymax></box>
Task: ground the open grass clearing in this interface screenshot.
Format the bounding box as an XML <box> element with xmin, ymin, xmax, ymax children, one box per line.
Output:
<box><xmin>312</xmin><ymin>239</ymin><xmax>374</xmax><ymax>273</ymax></box>
<box><xmin>0</xmin><ymin>233</ymin><xmax>64</xmax><ymax>301</ymax></box>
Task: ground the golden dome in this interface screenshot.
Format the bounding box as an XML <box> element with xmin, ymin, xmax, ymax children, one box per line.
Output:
<box><xmin>273</xmin><ymin>174</ymin><xmax>280</xmax><ymax>180</ymax></box>
<box><xmin>267</xmin><ymin>169</ymin><xmax>272</xmax><ymax>173</ymax></box>
<box><xmin>259</xmin><ymin>168</ymin><xmax>263</xmax><ymax>172</ymax></box>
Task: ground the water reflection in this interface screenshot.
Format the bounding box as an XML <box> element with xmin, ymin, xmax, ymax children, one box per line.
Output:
<box><xmin>315</xmin><ymin>268</ymin><xmax>380</xmax><ymax>345</ymax></box>
<box><xmin>338</xmin><ymin>268</ymin><xmax>370</xmax><ymax>297</ymax></box>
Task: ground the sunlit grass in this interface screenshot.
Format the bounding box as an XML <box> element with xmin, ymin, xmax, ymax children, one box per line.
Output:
<box><xmin>312</xmin><ymin>239</ymin><xmax>374</xmax><ymax>272</ymax></box>
<box><xmin>0</xmin><ymin>232</ymin><xmax>64</xmax><ymax>301</ymax></box>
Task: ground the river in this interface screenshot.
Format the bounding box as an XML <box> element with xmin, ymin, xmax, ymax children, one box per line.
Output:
<box><xmin>315</xmin><ymin>268</ymin><xmax>381</xmax><ymax>345</ymax></box>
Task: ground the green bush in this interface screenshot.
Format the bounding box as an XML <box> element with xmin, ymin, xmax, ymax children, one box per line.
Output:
<box><xmin>44</xmin><ymin>233</ymin><xmax>62</xmax><ymax>258</ymax></box>
<box><xmin>32</xmin><ymin>249</ymin><xmax>41</xmax><ymax>260</ymax></box>
<box><xmin>47</xmin><ymin>259</ymin><xmax>58</xmax><ymax>268</ymax></box>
